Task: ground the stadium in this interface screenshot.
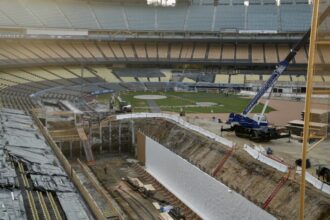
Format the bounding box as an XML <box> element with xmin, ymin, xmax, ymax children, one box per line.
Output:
<box><xmin>0</xmin><ymin>0</ymin><xmax>329</xmax><ymax>219</ymax></box>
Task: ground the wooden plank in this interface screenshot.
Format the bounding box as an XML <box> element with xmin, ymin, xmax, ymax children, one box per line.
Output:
<box><xmin>313</xmin><ymin>89</ymin><xmax>330</xmax><ymax>94</ymax></box>
<box><xmin>288</xmin><ymin>120</ymin><xmax>328</xmax><ymax>128</ymax></box>
<box><xmin>77</xmin><ymin>127</ymin><xmax>88</xmax><ymax>141</ymax></box>
<box><xmin>136</xmin><ymin>131</ymin><xmax>146</xmax><ymax>164</ymax></box>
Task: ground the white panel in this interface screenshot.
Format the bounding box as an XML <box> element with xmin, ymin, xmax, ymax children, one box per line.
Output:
<box><xmin>322</xmin><ymin>183</ymin><xmax>330</xmax><ymax>194</ymax></box>
<box><xmin>244</xmin><ymin>144</ymin><xmax>289</xmax><ymax>173</ymax></box>
<box><xmin>26</xmin><ymin>28</ymin><xmax>88</xmax><ymax>36</ymax></box>
<box><xmin>145</xmin><ymin>137</ymin><xmax>275</xmax><ymax>220</ymax></box>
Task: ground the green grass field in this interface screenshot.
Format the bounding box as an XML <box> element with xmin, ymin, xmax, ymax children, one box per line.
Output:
<box><xmin>96</xmin><ymin>91</ymin><xmax>274</xmax><ymax>113</ymax></box>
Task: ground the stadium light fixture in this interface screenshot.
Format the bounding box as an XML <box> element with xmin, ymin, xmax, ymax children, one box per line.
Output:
<box><xmin>244</xmin><ymin>1</ymin><xmax>249</xmax><ymax>6</ymax></box>
<box><xmin>276</xmin><ymin>0</ymin><xmax>281</xmax><ymax>6</ymax></box>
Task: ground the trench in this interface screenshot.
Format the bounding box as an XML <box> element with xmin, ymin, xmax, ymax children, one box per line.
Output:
<box><xmin>55</xmin><ymin>117</ymin><xmax>330</xmax><ymax>220</ymax></box>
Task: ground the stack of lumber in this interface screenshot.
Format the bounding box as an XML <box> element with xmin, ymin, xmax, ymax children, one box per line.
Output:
<box><xmin>301</xmin><ymin>109</ymin><xmax>328</xmax><ymax>124</ymax></box>
<box><xmin>286</xmin><ymin>120</ymin><xmax>328</xmax><ymax>137</ymax></box>
<box><xmin>302</xmin><ymin>109</ymin><xmax>329</xmax><ymax>136</ymax></box>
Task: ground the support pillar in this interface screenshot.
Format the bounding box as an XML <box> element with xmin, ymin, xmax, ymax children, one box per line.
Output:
<box><xmin>100</xmin><ymin>126</ymin><xmax>103</xmax><ymax>153</ymax></box>
<box><xmin>45</xmin><ymin>111</ymin><xmax>48</xmax><ymax>129</ymax></box>
<box><xmin>70</xmin><ymin>141</ymin><xmax>73</xmax><ymax>158</ymax></box>
<box><xmin>119</xmin><ymin>122</ymin><xmax>122</xmax><ymax>153</ymax></box>
<box><xmin>109</xmin><ymin>122</ymin><xmax>112</xmax><ymax>152</ymax></box>
<box><xmin>80</xmin><ymin>141</ymin><xmax>82</xmax><ymax>157</ymax></box>
<box><xmin>131</xmin><ymin>120</ymin><xmax>135</xmax><ymax>146</ymax></box>
<box><xmin>299</xmin><ymin>1</ymin><xmax>320</xmax><ymax>219</ymax></box>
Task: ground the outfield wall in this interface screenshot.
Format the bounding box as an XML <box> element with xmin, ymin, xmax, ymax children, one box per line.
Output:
<box><xmin>145</xmin><ymin>136</ymin><xmax>275</xmax><ymax>220</ymax></box>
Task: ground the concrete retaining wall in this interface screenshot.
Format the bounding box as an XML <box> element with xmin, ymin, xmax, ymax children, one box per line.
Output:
<box><xmin>244</xmin><ymin>143</ymin><xmax>330</xmax><ymax>195</ymax></box>
<box><xmin>116</xmin><ymin>113</ymin><xmax>234</xmax><ymax>147</ymax></box>
<box><xmin>243</xmin><ymin>144</ymin><xmax>289</xmax><ymax>173</ymax></box>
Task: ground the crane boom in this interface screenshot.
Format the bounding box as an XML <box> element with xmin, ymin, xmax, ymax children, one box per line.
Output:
<box><xmin>222</xmin><ymin>6</ymin><xmax>330</xmax><ymax>142</ymax></box>
<box><xmin>242</xmin><ymin>30</ymin><xmax>311</xmax><ymax>116</ymax></box>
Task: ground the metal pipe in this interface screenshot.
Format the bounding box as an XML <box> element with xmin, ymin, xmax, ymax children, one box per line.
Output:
<box><xmin>299</xmin><ymin>0</ymin><xmax>320</xmax><ymax>219</ymax></box>
<box><xmin>307</xmin><ymin>137</ymin><xmax>325</xmax><ymax>153</ymax></box>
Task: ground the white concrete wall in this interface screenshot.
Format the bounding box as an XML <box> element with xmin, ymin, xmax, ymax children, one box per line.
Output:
<box><xmin>243</xmin><ymin>144</ymin><xmax>289</xmax><ymax>173</ymax></box>
<box><xmin>116</xmin><ymin>113</ymin><xmax>234</xmax><ymax>148</ymax></box>
<box><xmin>145</xmin><ymin>137</ymin><xmax>275</xmax><ymax>220</ymax></box>
<box><xmin>244</xmin><ymin>144</ymin><xmax>330</xmax><ymax>196</ymax></box>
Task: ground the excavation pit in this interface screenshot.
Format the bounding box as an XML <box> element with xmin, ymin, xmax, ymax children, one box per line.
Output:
<box><xmin>49</xmin><ymin>116</ymin><xmax>330</xmax><ymax>220</ymax></box>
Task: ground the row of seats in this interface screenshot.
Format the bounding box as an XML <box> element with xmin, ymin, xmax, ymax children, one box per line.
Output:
<box><xmin>0</xmin><ymin>0</ymin><xmax>311</xmax><ymax>32</ymax></box>
<box><xmin>1</xmin><ymin>66</ymin><xmax>328</xmax><ymax>112</ymax></box>
<box><xmin>197</xmin><ymin>0</ymin><xmax>310</xmax><ymax>5</ymax></box>
<box><xmin>0</xmin><ymin>67</ymin><xmax>174</xmax><ymax>91</ymax></box>
<box><xmin>3</xmin><ymin>66</ymin><xmax>329</xmax><ymax>93</ymax></box>
<box><xmin>214</xmin><ymin>74</ymin><xmax>330</xmax><ymax>84</ymax></box>
<box><xmin>0</xmin><ymin>40</ymin><xmax>314</xmax><ymax>66</ymax></box>
<box><xmin>0</xmin><ymin>94</ymin><xmax>35</xmax><ymax>112</ymax></box>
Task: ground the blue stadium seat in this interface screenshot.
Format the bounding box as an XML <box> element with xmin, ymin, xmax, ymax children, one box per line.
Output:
<box><xmin>59</xmin><ymin>1</ymin><xmax>98</xmax><ymax>28</ymax></box>
<box><xmin>157</xmin><ymin>6</ymin><xmax>187</xmax><ymax>31</ymax></box>
<box><xmin>247</xmin><ymin>5</ymin><xmax>278</xmax><ymax>30</ymax></box>
<box><xmin>91</xmin><ymin>3</ymin><xmax>127</xmax><ymax>30</ymax></box>
<box><xmin>0</xmin><ymin>0</ymin><xmax>313</xmax><ymax>33</ymax></box>
<box><xmin>218</xmin><ymin>0</ymin><xmax>231</xmax><ymax>5</ymax></box>
<box><xmin>185</xmin><ymin>6</ymin><xmax>214</xmax><ymax>31</ymax></box>
<box><xmin>280</xmin><ymin>4</ymin><xmax>311</xmax><ymax>32</ymax></box>
<box><xmin>125</xmin><ymin>5</ymin><xmax>156</xmax><ymax>30</ymax></box>
<box><xmin>214</xmin><ymin>5</ymin><xmax>245</xmax><ymax>30</ymax></box>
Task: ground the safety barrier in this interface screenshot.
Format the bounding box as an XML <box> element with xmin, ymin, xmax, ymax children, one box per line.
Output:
<box><xmin>243</xmin><ymin>144</ymin><xmax>289</xmax><ymax>173</ymax></box>
<box><xmin>296</xmin><ymin>168</ymin><xmax>330</xmax><ymax>195</ymax></box>
<box><xmin>115</xmin><ymin>113</ymin><xmax>234</xmax><ymax>148</ymax></box>
<box><xmin>244</xmin><ymin>143</ymin><xmax>330</xmax><ymax>195</ymax></box>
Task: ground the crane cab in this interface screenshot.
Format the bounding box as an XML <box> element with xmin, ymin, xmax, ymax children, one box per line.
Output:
<box><xmin>253</xmin><ymin>114</ymin><xmax>268</xmax><ymax>126</ymax></box>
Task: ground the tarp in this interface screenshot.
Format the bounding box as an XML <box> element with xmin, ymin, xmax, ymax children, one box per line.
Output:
<box><xmin>0</xmin><ymin>189</ymin><xmax>26</xmax><ymax>220</ymax></box>
<box><xmin>4</xmin><ymin>135</ymin><xmax>48</xmax><ymax>149</ymax></box>
<box><xmin>30</xmin><ymin>175</ymin><xmax>74</xmax><ymax>192</ymax></box>
<box><xmin>0</xmin><ymin>108</ymin><xmax>91</xmax><ymax>219</ymax></box>
<box><xmin>57</xmin><ymin>192</ymin><xmax>91</xmax><ymax>220</ymax></box>
<box><xmin>145</xmin><ymin>137</ymin><xmax>275</xmax><ymax>220</ymax></box>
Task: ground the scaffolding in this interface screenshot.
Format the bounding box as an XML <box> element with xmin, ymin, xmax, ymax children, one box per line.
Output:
<box><xmin>300</xmin><ymin>1</ymin><xmax>330</xmax><ymax>219</ymax></box>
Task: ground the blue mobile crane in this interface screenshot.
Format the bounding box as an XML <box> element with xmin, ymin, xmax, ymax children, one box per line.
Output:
<box><xmin>221</xmin><ymin>30</ymin><xmax>311</xmax><ymax>142</ymax></box>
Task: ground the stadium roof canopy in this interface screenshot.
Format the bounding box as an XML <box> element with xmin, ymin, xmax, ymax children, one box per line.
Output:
<box><xmin>0</xmin><ymin>0</ymin><xmax>311</xmax><ymax>35</ymax></box>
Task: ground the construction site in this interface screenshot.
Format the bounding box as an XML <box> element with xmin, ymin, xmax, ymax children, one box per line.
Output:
<box><xmin>0</xmin><ymin>0</ymin><xmax>330</xmax><ymax>219</ymax></box>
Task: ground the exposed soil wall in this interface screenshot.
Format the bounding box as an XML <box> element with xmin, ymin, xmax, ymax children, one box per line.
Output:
<box><xmin>133</xmin><ymin>118</ymin><xmax>330</xmax><ymax>220</ymax></box>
